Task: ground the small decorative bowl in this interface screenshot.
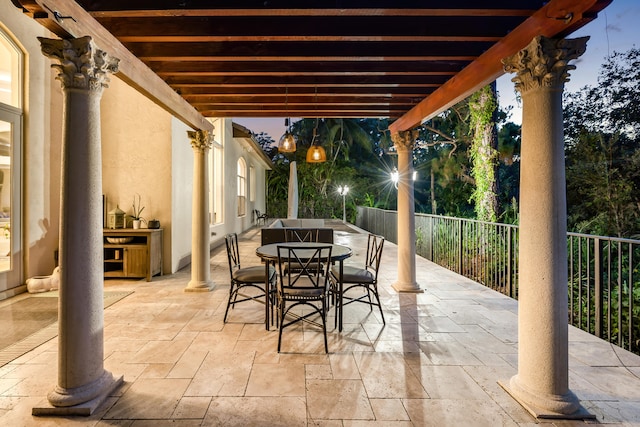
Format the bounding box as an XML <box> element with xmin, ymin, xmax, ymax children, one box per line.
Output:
<box><xmin>106</xmin><ymin>237</ymin><xmax>134</xmax><ymax>244</ymax></box>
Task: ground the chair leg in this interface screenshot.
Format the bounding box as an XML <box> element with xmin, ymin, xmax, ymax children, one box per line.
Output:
<box><xmin>322</xmin><ymin>299</ymin><xmax>328</xmax><ymax>353</ymax></box>
<box><xmin>366</xmin><ymin>286</ymin><xmax>373</xmax><ymax>311</ymax></box>
<box><xmin>372</xmin><ymin>285</ymin><xmax>385</xmax><ymax>324</ymax></box>
<box><xmin>277</xmin><ymin>299</ymin><xmax>285</xmax><ymax>353</ymax></box>
<box><xmin>223</xmin><ymin>282</ymin><xmax>236</xmax><ymax>323</ymax></box>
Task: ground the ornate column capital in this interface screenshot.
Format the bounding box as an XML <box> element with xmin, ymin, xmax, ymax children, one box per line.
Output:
<box><xmin>502</xmin><ymin>35</ymin><xmax>588</xmax><ymax>94</ymax></box>
<box><xmin>188</xmin><ymin>129</ymin><xmax>212</xmax><ymax>152</ymax></box>
<box><xmin>391</xmin><ymin>129</ymin><xmax>419</xmax><ymax>153</ymax></box>
<box><xmin>39</xmin><ymin>36</ymin><xmax>119</xmax><ymax>92</ymax></box>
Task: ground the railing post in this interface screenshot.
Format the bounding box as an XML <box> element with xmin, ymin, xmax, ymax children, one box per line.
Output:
<box><xmin>507</xmin><ymin>226</ymin><xmax>513</xmax><ymax>298</ymax></box>
<box><xmin>457</xmin><ymin>219</ymin><xmax>463</xmax><ymax>274</ymax></box>
<box><xmin>429</xmin><ymin>215</ymin><xmax>434</xmax><ymax>261</ymax></box>
<box><xmin>594</xmin><ymin>238</ymin><xmax>603</xmax><ymax>338</ymax></box>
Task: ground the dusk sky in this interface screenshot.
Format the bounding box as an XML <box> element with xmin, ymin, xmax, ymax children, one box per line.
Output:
<box><xmin>235</xmin><ymin>0</ymin><xmax>640</xmax><ymax>138</ymax></box>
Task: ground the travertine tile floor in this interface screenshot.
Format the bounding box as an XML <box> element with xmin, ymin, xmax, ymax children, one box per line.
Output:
<box><xmin>1</xmin><ymin>223</ymin><xmax>640</xmax><ymax>426</ymax></box>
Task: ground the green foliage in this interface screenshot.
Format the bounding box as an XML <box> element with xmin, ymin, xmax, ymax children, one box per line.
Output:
<box><xmin>468</xmin><ymin>84</ymin><xmax>499</xmax><ymax>222</ymax></box>
<box><xmin>413</xmin><ymin>89</ymin><xmax>519</xmax><ymax>221</ymax></box>
<box><xmin>259</xmin><ymin>91</ymin><xmax>521</xmax><ymax>225</ymax></box>
<box><xmin>564</xmin><ymin>48</ymin><xmax>640</xmax><ymax>237</ymax></box>
<box><xmin>265</xmin><ymin>118</ymin><xmax>390</xmax><ymax>221</ymax></box>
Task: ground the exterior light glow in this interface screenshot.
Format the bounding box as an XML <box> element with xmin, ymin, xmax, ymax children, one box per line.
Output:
<box><xmin>337</xmin><ymin>185</ymin><xmax>349</xmax><ymax>222</ymax></box>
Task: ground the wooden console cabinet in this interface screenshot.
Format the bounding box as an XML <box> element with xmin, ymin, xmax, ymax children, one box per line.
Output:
<box><xmin>103</xmin><ymin>229</ymin><xmax>163</xmax><ymax>281</ymax></box>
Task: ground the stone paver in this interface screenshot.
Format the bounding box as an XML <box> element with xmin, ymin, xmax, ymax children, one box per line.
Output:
<box><xmin>1</xmin><ymin>223</ymin><xmax>639</xmax><ymax>425</ymax></box>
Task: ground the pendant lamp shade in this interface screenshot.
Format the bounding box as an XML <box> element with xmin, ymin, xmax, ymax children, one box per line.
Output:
<box><xmin>306</xmin><ymin>145</ymin><xmax>326</xmax><ymax>163</ymax></box>
<box><xmin>306</xmin><ymin>116</ymin><xmax>326</xmax><ymax>163</ymax></box>
<box><xmin>278</xmin><ymin>118</ymin><xmax>297</xmax><ymax>153</ymax></box>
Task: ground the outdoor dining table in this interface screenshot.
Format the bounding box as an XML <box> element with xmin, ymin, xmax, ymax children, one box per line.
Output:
<box><xmin>255</xmin><ymin>242</ymin><xmax>353</xmax><ymax>331</ymax></box>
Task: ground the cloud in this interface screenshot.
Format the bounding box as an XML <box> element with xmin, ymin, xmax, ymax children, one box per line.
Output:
<box><xmin>605</xmin><ymin>23</ymin><xmax>622</xmax><ymax>33</ymax></box>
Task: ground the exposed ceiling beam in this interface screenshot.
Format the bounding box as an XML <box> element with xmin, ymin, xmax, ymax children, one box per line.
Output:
<box><xmin>389</xmin><ymin>0</ymin><xmax>610</xmax><ymax>132</ymax></box>
<box><xmin>86</xmin><ymin>7</ymin><xmax>540</xmax><ymax>18</ymax></box>
<box><xmin>14</xmin><ymin>0</ymin><xmax>212</xmax><ymax>132</ymax></box>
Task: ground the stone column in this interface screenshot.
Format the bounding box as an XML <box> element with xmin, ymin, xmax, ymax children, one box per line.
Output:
<box><xmin>391</xmin><ymin>130</ymin><xmax>422</xmax><ymax>293</ymax></box>
<box><xmin>36</xmin><ymin>36</ymin><xmax>122</xmax><ymax>415</ymax></box>
<box><xmin>185</xmin><ymin>129</ymin><xmax>215</xmax><ymax>292</ymax></box>
<box><xmin>501</xmin><ymin>35</ymin><xmax>589</xmax><ymax>418</ymax></box>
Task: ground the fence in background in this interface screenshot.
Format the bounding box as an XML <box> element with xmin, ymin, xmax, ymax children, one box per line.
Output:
<box><xmin>356</xmin><ymin>206</ymin><xmax>640</xmax><ymax>355</ymax></box>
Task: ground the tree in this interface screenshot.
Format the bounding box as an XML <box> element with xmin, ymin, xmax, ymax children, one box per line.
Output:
<box><xmin>468</xmin><ymin>83</ymin><xmax>499</xmax><ymax>222</ymax></box>
<box><xmin>564</xmin><ymin>48</ymin><xmax>640</xmax><ymax>237</ymax></box>
<box><xmin>253</xmin><ymin>132</ymin><xmax>277</xmax><ymax>159</ymax></box>
<box><xmin>264</xmin><ymin>118</ymin><xmax>386</xmax><ymax>221</ymax></box>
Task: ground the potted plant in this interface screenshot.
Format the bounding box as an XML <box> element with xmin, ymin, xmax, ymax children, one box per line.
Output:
<box><xmin>129</xmin><ymin>194</ymin><xmax>146</xmax><ymax>229</ymax></box>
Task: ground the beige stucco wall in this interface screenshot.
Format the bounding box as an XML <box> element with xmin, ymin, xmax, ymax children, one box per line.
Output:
<box><xmin>0</xmin><ymin>3</ymin><xmax>62</xmax><ymax>297</ymax></box>
<box><xmin>101</xmin><ymin>77</ymin><xmax>174</xmax><ymax>274</ymax></box>
<box><xmin>0</xmin><ymin>4</ymin><xmax>271</xmax><ymax>297</ymax></box>
<box><xmin>170</xmin><ymin>116</ymin><xmax>194</xmax><ymax>272</ymax></box>
<box><xmin>210</xmin><ymin>119</ymin><xmax>271</xmax><ymax>241</ymax></box>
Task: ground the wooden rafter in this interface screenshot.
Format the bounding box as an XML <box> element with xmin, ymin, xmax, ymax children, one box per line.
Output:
<box><xmin>14</xmin><ymin>0</ymin><xmax>612</xmax><ymax>126</ymax></box>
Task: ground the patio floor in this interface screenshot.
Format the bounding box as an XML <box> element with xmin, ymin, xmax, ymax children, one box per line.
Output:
<box><xmin>1</xmin><ymin>222</ymin><xmax>639</xmax><ymax>426</ymax></box>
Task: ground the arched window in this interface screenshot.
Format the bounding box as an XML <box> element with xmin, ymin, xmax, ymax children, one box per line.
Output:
<box><xmin>237</xmin><ymin>158</ymin><xmax>246</xmax><ymax>217</ymax></box>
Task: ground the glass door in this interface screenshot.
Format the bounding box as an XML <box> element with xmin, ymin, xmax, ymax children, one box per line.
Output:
<box><xmin>0</xmin><ymin>106</ymin><xmax>22</xmax><ymax>287</ymax></box>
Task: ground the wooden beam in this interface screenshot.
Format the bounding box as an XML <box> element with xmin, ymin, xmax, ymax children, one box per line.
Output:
<box><xmin>15</xmin><ymin>0</ymin><xmax>212</xmax><ymax>132</ymax></box>
<box><xmin>89</xmin><ymin>8</ymin><xmax>539</xmax><ymax>19</ymax></box>
<box><xmin>389</xmin><ymin>0</ymin><xmax>609</xmax><ymax>132</ymax></box>
<box><xmin>119</xmin><ymin>35</ymin><xmax>502</xmax><ymax>43</ymax></box>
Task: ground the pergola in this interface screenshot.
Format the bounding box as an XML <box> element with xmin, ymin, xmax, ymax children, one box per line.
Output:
<box><xmin>13</xmin><ymin>0</ymin><xmax>613</xmax><ymax>420</ymax></box>
<box><xmin>14</xmin><ymin>0</ymin><xmax>609</xmax><ymax>129</ymax></box>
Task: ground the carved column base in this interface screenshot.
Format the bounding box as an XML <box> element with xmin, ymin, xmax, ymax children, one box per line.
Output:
<box><xmin>499</xmin><ymin>376</ymin><xmax>594</xmax><ymax>420</ymax></box>
<box><xmin>392</xmin><ymin>281</ymin><xmax>423</xmax><ymax>293</ymax></box>
<box><xmin>184</xmin><ymin>280</ymin><xmax>215</xmax><ymax>292</ymax></box>
<box><xmin>34</xmin><ymin>371</ymin><xmax>123</xmax><ymax>416</ymax></box>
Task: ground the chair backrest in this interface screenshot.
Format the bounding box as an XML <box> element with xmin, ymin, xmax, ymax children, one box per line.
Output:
<box><xmin>285</xmin><ymin>228</ymin><xmax>320</xmax><ymax>243</ymax></box>
<box><xmin>277</xmin><ymin>245</ymin><xmax>332</xmax><ymax>292</ymax></box>
<box><xmin>224</xmin><ymin>233</ymin><xmax>241</xmax><ymax>276</ymax></box>
<box><xmin>365</xmin><ymin>234</ymin><xmax>385</xmax><ymax>279</ymax></box>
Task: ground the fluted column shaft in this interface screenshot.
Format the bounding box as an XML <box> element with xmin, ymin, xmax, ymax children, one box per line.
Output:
<box><xmin>185</xmin><ymin>130</ymin><xmax>214</xmax><ymax>292</ymax></box>
<box><xmin>502</xmin><ymin>35</ymin><xmax>589</xmax><ymax>417</ymax></box>
<box><xmin>37</xmin><ymin>36</ymin><xmax>122</xmax><ymax>413</ymax></box>
<box><xmin>392</xmin><ymin>130</ymin><xmax>422</xmax><ymax>293</ymax></box>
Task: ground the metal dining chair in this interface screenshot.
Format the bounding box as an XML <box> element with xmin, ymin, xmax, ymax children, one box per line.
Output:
<box><xmin>254</xmin><ymin>209</ymin><xmax>268</xmax><ymax>226</ymax></box>
<box><xmin>330</xmin><ymin>233</ymin><xmax>385</xmax><ymax>326</ymax></box>
<box><xmin>224</xmin><ymin>233</ymin><xmax>276</xmax><ymax>328</ymax></box>
<box><xmin>285</xmin><ymin>228</ymin><xmax>319</xmax><ymax>242</ymax></box>
<box><xmin>276</xmin><ymin>244</ymin><xmax>332</xmax><ymax>353</ymax></box>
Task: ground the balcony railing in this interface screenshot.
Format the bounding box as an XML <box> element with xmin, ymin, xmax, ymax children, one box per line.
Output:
<box><xmin>356</xmin><ymin>206</ymin><xmax>640</xmax><ymax>355</ymax></box>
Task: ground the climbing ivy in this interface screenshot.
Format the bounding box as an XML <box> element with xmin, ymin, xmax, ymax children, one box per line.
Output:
<box><xmin>468</xmin><ymin>84</ymin><xmax>499</xmax><ymax>222</ymax></box>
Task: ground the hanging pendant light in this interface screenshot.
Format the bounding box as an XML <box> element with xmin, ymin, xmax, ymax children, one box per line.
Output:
<box><xmin>306</xmin><ymin>118</ymin><xmax>326</xmax><ymax>163</ymax></box>
<box><xmin>278</xmin><ymin>118</ymin><xmax>297</xmax><ymax>153</ymax></box>
<box><xmin>306</xmin><ymin>89</ymin><xmax>326</xmax><ymax>163</ymax></box>
<box><xmin>278</xmin><ymin>87</ymin><xmax>297</xmax><ymax>153</ymax></box>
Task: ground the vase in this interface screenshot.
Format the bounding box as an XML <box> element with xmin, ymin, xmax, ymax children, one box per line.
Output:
<box><xmin>132</xmin><ymin>219</ymin><xmax>141</xmax><ymax>229</ymax></box>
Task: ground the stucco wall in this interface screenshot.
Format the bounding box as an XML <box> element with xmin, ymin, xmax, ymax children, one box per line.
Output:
<box><xmin>101</xmin><ymin>77</ymin><xmax>174</xmax><ymax>274</ymax></box>
<box><xmin>170</xmin><ymin>117</ymin><xmax>194</xmax><ymax>272</ymax></box>
<box><xmin>0</xmin><ymin>4</ymin><xmax>62</xmax><ymax>295</ymax></box>
<box><xmin>0</xmin><ymin>4</ymin><xmax>271</xmax><ymax>296</ymax></box>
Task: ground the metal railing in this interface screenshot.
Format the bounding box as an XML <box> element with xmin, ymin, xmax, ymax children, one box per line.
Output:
<box><xmin>356</xmin><ymin>206</ymin><xmax>640</xmax><ymax>355</ymax></box>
